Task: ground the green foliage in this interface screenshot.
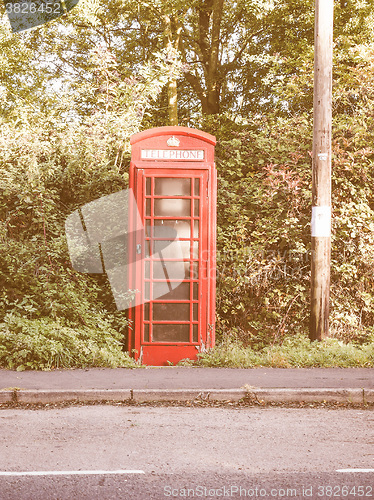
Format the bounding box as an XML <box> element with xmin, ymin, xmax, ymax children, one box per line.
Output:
<box><xmin>213</xmin><ymin>114</ymin><xmax>312</xmax><ymax>346</ymax></box>
<box><xmin>197</xmin><ymin>334</ymin><xmax>374</xmax><ymax>368</ymax></box>
<box><xmin>0</xmin><ymin>114</ymin><xmax>133</xmax><ymax>369</ymax></box>
<box><xmin>0</xmin><ymin>39</ymin><xmax>174</xmax><ymax>369</ymax></box>
<box><xmin>213</xmin><ymin>97</ymin><xmax>374</xmax><ymax>345</ymax></box>
<box><xmin>0</xmin><ymin>313</ymin><xmax>136</xmax><ymax>370</ymax></box>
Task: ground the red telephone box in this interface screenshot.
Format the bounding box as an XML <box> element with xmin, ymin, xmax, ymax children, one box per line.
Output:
<box><xmin>127</xmin><ymin>126</ymin><xmax>217</xmax><ymax>365</ymax></box>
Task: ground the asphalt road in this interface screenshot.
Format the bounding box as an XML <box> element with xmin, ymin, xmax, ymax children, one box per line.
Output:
<box><xmin>0</xmin><ymin>406</ymin><xmax>373</xmax><ymax>499</ymax></box>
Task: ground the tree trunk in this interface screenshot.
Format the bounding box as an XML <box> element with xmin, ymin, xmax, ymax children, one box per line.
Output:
<box><xmin>185</xmin><ymin>0</ymin><xmax>224</xmax><ymax>115</ymax></box>
<box><xmin>162</xmin><ymin>13</ymin><xmax>182</xmax><ymax>126</ymax></box>
<box><xmin>168</xmin><ymin>79</ymin><xmax>178</xmax><ymax>126</ymax></box>
<box><xmin>206</xmin><ymin>0</ymin><xmax>224</xmax><ymax>115</ymax></box>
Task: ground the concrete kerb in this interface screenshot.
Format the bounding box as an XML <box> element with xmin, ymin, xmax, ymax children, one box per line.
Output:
<box><xmin>131</xmin><ymin>389</ymin><xmax>247</xmax><ymax>402</ymax></box>
<box><xmin>0</xmin><ymin>387</ymin><xmax>372</xmax><ymax>404</ymax></box>
<box><xmin>249</xmin><ymin>388</ymin><xmax>370</xmax><ymax>404</ymax></box>
<box><xmin>363</xmin><ymin>389</ymin><xmax>374</xmax><ymax>403</ymax></box>
<box><xmin>0</xmin><ymin>391</ymin><xmax>14</xmax><ymax>404</ymax></box>
<box><xmin>2</xmin><ymin>389</ymin><xmax>132</xmax><ymax>404</ymax></box>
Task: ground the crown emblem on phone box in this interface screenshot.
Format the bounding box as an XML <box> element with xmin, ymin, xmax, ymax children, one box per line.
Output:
<box><xmin>167</xmin><ymin>136</ymin><xmax>180</xmax><ymax>147</ymax></box>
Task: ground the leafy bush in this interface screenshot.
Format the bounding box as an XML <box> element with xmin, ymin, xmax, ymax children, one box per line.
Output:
<box><xmin>0</xmin><ymin>114</ymin><xmax>132</xmax><ymax>369</ymax></box>
<box><xmin>210</xmin><ymin>106</ymin><xmax>374</xmax><ymax>347</ymax></box>
<box><xmin>0</xmin><ymin>52</ymin><xmax>174</xmax><ymax>368</ymax></box>
<box><xmin>197</xmin><ymin>334</ymin><xmax>374</xmax><ymax>368</ymax></box>
<box><xmin>212</xmin><ymin>115</ymin><xmax>313</xmax><ymax>346</ymax></box>
<box><xmin>0</xmin><ymin>313</ymin><xmax>136</xmax><ymax>370</ymax></box>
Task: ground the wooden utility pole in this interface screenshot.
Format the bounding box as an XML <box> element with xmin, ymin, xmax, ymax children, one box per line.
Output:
<box><xmin>310</xmin><ymin>0</ymin><xmax>333</xmax><ymax>341</ymax></box>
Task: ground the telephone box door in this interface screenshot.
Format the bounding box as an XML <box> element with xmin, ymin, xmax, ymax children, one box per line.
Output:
<box><xmin>133</xmin><ymin>168</ymin><xmax>209</xmax><ymax>365</ymax></box>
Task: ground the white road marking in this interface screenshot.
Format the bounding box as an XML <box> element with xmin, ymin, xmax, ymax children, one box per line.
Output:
<box><xmin>336</xmin><ymin>469</ymin><xmax>374</xmax><ymax>473</ymax></box>
<box><xmin>0</xmin><ymin>470</ymin><xmax>145</xmax><ymax>476</ymax></box>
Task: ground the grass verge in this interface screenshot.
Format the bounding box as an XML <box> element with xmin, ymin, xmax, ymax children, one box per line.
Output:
<box><xmin>193</xmin><ymin>335</ymin><xmax>374</xmax><ymax>368</ymax></box>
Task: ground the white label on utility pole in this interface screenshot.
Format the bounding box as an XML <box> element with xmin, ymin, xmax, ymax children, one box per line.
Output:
<box><xmin>317</xmin><ymin>153</ymin><xmax>328</xmax><ymax>161</ymax></box>
<box><xmin>311</xmin><ymin>206</ymin><xmax>331</xmax><ymax>237</ymax></box>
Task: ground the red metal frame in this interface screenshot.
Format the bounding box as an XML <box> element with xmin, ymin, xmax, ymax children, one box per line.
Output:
<box><xmin>128</xmin><ymin>127</ymin><xmax>216</xmax><ymax>365</ymax></box>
